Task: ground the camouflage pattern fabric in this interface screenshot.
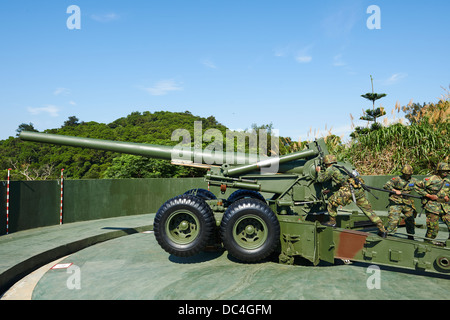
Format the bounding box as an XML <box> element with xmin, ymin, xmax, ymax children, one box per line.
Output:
<box><xmin>415</xmin><ymin>175</ymin><xmax>450</xmax><ymax>214</ymax></box>
<box><xmin>424</xmin><ymin>211</ymin><xmax>450</xmax><ymax>240</ymax></box>
<box><xmin>318</xmin><ymin>165</ymin><xmax>386</xmax><ymax>232</ymax></box>
<box><xmin>383</xmin><ymin>175</ymin><xmax>419</xmax><ymax>234</ymax></box>
<box><xmin>383</xmin><ymin>176</ymin><xmax>420</xmax><ymax>206</ymax></box>
<box><xmin>385</xmin><ymin>204</ymin><xmax>415</xmax><ymax>235</ymax></box>
<box><xmin>416</xmin><ymin>175</ymin><xmax>450</xmax><ymax>240</ymax></box>
<box><xmin>316</xmin><ymin>163</ymin><xmax>349</xmax><ymax>186</ymax></box>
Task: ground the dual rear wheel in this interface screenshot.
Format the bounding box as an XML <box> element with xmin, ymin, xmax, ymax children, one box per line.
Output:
<box><xmin>154</xmin><ymin>193</ymin><xmax>279</xmax><ymax>262</ymax></box>
<box><xmin>220</xmin><ymin>198</ymin><xmax>280</xmax><ymax>262</ymax></box>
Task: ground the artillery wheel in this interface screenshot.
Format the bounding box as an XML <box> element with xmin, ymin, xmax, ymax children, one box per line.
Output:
<box><xmin>154</xmin><ymin>194</ymin><xmax>215</xmax><ymax>257</ymax></box>
<box><xmin>226</xmin><ymin>189</ymin><xmax>265</xmax><ymax>205</ymax></box>
<box><xmin>184</xmin><ymin>188</ymin><xmax>217</xmax><ymax>200</ymax></box>
<box><xmin>220</xmin><ymin>198</ymin><xmax>280</xmax><ymax>262</ymax></box>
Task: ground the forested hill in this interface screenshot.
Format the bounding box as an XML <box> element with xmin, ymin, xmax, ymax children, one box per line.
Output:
<box><xmin>1</xmin><ymin>95</ymin><xmax>449</xmax><ymax>181</ymax></box>
<box><xmin>0</xmin><ymin>111</ymin><xmax>234</xmax><ymax>180</ymax></box>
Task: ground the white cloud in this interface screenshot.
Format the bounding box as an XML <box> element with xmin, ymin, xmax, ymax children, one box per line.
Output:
<box><xmin>274</xmin><ymin>44</ymin><xmax>313</xmax><ymax>63</ymax></box>
<box><xmin>273</xmin><ymin>45</ymin><xmax>290</xmax><ymax>57</ymax></box>
<box><xmin>27</xmin><ymin>105</ymin><xmax>60</xmax><ymax>117</ymax></box>
<box><xmin>143</xmin><ymin>80</ymin><xmax>183</xmax><ymax>96</ymax></box>
<box><xmin>321</xmin><ymin>3</ymin><xmax>360</xmax><ymax>38</ymax></box>
<box><xmin>202</xmin><ymin>59</ymin><xmax>217</xmax><ymax>69</ymax></box>
<box><xmin>295</xmin><ymin>55</ymin><xmax>312</xmax><ymax>63</ymax></box>
<box><xmin>295</xmin><ymin>44</ymin><xmax>314</xmax><ymax>64</ymax></box>
<box><xmin>333</xmin><ymin>54</ymin><xmax>346</xmax><ymax>67</ymax></box>
<box><xmin>53</xmin><ymin>87</ymin><xmax>70</xmax><ymax>96</ymax></box>
<box><xmin>91</xmin><ymin>13</ymin><xmax>120</xmax><ymax>22</ymax></box>
<box><xmin>384</xmin><ymin>73</ymin><xmax>408</xmax><ymax>85</ymax></box>
<box><xmin>69</xmin><ymin>100</ymin><xmax>77</xmax><ymax>106</ymax></box>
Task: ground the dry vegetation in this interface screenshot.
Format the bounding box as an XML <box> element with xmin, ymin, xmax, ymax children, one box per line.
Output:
<box><xmin>287</xmin><ymin>86</ymin><xmax>450</xmax><ymax>175</ymax></box>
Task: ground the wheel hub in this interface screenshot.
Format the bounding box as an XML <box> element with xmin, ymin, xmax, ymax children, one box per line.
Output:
<box><xmin>166</xmin><ymin>210</ymin><xmax>200</xmax><ymax>245</ymax></box>
<box><xmin>233</xmin><ymin>215</ymin><xmax>268</xmax><ymax>250</ymax></box>
<box><xmin>179</xmin><ymin>220</ymin><xmax>190</xmax><ymax>231</ymax></box>
<box><xmin>245</xmin><ymin>225</ymin><xmax>255</xmax><ymax>235</ymax></box>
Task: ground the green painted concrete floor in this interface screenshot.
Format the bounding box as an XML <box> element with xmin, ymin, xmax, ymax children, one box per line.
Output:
<box><xmin>2</xmin><ymin>214</ymin><xmax>450</xmax><ymax>300</ymax></box>
<box><xmin>30</xmin><ymin>231</ymin><xmax>450</xmax><ymax>300</ymax></box>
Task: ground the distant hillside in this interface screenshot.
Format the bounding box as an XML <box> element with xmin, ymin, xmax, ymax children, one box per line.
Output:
<box><xmin>0</xmin><ymin>111</ymin><xmax>231</xmax><ymax>180</ymax></box>
<box><xmin>2</xmin><ymin>95</ymin><xmax>448</xmax><ymax>180</ymax></box>
<box><xmin>0</xmin><ymin>110</ymin><xmax>287</xmax><ymax>180</ymax></box>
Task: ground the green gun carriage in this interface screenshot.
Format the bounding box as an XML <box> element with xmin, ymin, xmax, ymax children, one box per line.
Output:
<box><xmin>19</xmin><ymin>131</ymin><xmax>450</xmax><ymax>275</ymax></box>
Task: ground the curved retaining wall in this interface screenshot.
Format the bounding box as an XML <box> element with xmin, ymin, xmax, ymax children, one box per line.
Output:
<box><xmin>0</xmin><ymin>176</ymin><xmax>426</xmax><ymax>236</ymax></box>
<box><xmin>0</xmin><ymin>178</ymin><xmax>205</xmax><ymax>235</ymax></box>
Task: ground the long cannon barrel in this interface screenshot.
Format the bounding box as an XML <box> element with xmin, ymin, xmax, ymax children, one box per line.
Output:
<box><xmin>20</xmin><ymin>131</ymin><xmax>175</xmax><ymax>159</ymax></box>
<box><xmin>19</xmin><ymin>131</ymin><xmax>327</xmax><ymax>176</ymax></box>
<box><xmin>19</xmin><ymin>131</ymin><xmax>252</xmax><ymax>165</ymax></box>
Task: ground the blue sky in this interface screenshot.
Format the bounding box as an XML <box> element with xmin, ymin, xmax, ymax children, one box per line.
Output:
<box><xmin>0</xmin><ymin>0</ymin><xmax>449</xmax><ymax>142</ymax></box>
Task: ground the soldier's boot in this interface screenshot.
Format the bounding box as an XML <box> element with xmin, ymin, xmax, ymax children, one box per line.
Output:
<box><xmin>376</xmin><ymin>221</ymin><xmax>387</xmax><ymax>238</ymax></box>
<box><xmin>322</xmin><ymin>216</ymin><xmax>337</xmax><ymax>227</ymax></box>
<box><xmin>406</xmin><ymin>229</ymin><xmax>415</xmax><ymax>240</ymax></box>
<box><xmin>377</xmin><ymin>230</ymin><xmax>388</xmax><ymax>238</ymax></box>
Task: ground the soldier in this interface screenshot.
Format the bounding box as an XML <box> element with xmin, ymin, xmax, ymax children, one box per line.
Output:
<box><xmin>415</xmin><ymin>162</ymin><xmax>450</xmax><ymax>243</ymax></box>
<box><xmin>315</xmin><ymin>154</ymin><xmax>387</xmax><ymax>238</ymax></box>
<box><xmin>383</xmin><ymin>165</ymin><xmax>419</xmax><ymax>239</ymax></box>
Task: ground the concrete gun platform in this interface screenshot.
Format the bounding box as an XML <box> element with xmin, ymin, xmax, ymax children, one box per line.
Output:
<box><xmin>0</xmin><ymin>214</ymin><xmax>154</xmax><ymax>297</ymax></box>
<box><xmin>1</xmin><ymin>213</ymin><xmax>450</xmax><ymax>300</ymax></box>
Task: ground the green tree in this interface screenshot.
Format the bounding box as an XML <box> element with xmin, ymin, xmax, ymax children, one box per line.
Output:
<box><xmin>1</xmin><ymin>110</ymin><xmax>232</xmax><ymax>180</ymax></box>
<box><xmin>16</xmin><ymin>123</ymin><xmax>38</xmax><ymax>136</ymax></box>
<box><xmin>352</xmin><ymin>75</ymin><xmax>387</xmax><ymax>138</ymax></box>
<box><xmin>63</xmin><ymin>116</ymin><xmax>80</xmax><ymax>127</ymax></box>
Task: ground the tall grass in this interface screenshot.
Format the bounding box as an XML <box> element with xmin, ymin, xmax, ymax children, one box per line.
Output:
<box><xmin>280</xmin><ymin>87</ymin><xmax>449</xmax><ymax>175</ymax></box>
<box><xmin>346</xmin><ymin>88</ymin><xmax>449</xmax><ymax>175</ymax></box>
<box><xmin>347</xmin><ymin>121</ymin><xmax>449</xmax><ymax>174</ymax></box>
<box><xmin>308</xmin><ymin>87</ymin><xmax>450</xmax><ymax>175</ymax></box>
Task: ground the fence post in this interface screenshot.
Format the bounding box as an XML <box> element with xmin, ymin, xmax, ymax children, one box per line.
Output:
<box><xmin>60</xmin><ymin>169</ymin><xmax>64</xmax><ymax>225</ymax></box>
<box><xmin>6</xmin><ymin>168</ymin><xmax>11</xmax><ymax>234</ymax></box>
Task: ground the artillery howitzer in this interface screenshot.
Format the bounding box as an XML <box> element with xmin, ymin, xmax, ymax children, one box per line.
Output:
<box><xmin>19</xmin><ymin>131</ymin><xmax>450</xmax><ymax>275</ymax></box>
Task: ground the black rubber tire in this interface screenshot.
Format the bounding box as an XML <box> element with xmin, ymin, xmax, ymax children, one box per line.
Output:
<box><xmin>154</xmin><ymin>194</ymin><xmax>215</xmax><ymax>257</ymax></box>
<box><xmin>184</xmin><ymin>188</ymin><xmax>217</xmax><ymax>200</ymax></box>
<box><xmin>220</xmin><ymin>198</ymin><xmax>280</xmax><ymax>263</ymax></box>
<box><xmin>226</xmin><ymin>189</ymin><xmax>265</xmax><ymax>205</ymax></box>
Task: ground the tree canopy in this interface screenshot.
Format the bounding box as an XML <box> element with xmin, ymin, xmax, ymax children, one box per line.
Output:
<box><xmin>0</xmin><ymin>111</ymin><xmax>287</xmax><ymax>180</ymax></box>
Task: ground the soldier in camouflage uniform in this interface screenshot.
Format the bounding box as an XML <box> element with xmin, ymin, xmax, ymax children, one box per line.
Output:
<box><xmin>415</xmin><ymin>162</ymin><xmax>450</xmax><ymax>243</ymax></box>
<box><xmin>383</xmin><ymin>165</ymin><xmax>419</xmax><ymax>239</ymax></box>
<box><xmin>316</xmin><ymin>154</ymin><xmax>387</xmax><ymax>237</ymax></box>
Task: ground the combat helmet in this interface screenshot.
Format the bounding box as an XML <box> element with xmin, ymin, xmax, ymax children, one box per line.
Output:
<box><xmin>436</xmin><ymin>162</ymin><xmax>450</xmax><ymax>171</ymax></box>
<box><xmin>401</xmin><ymin>164</ymin><xmax>413</xmax><ymax>175</ymax></box>
<box><xmin>323</xmin><ymin>154</ymin><xmax>337</xmax><ymax>165</ymax></box>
